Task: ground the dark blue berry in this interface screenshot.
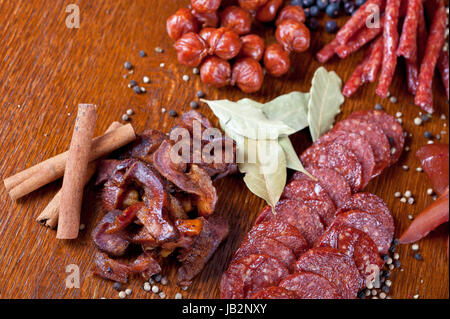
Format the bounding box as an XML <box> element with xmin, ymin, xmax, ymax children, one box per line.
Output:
<box><xmin>290</xmin><ymin>0</ymin><xmax>303</xmax><ymax>5</ymax></box>
<box><xmin>307</xmin><ymin>17</ymin><xmax>320</xmax><ymax>31</ymax></box>
<box><xmin>317</xmin><ymin>0</ymin><xmax>329</xmax><ymax>10</ymax></box>
<box><xmin>355</xmin><ymin>0</ymin><xmax>367</xmax><ymax>6</ymax></box>
<box><xmin>310</xmin><ymin>5</ymin><xmax>320</xmax><ymax>17</ymax></box>
<box><xmin>325</xmin><ymin>20</ymin><xmax>338</xmax><ymax>33</ymax></box>
<box><xmin>302</xmin><ymin>0</ymin><xmax>315</xmax><ymax>7</ymax></box>
<box><xmin>326</xmin><ymin>3</ymin><xmax>340</xmax><ymax>17</ymax></box>
<box><xmin>304</xmin><ymin>7</ymin><xmax>311</xmax><ymax>18</ymax></box>
<box><xmin>344</xmin><ymin>2</ymin><xmax>356</xmax><ymax>15</ymax></box>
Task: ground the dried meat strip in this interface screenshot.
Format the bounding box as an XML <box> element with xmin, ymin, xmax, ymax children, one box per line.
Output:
<box><xmin>342</xmin><ymin>48</ymin><xmax>372</xmax><ymax>97</ymax></box>
<box><xmin>376</xmin><ymin>0</ymin><xmax>401</xmax><ymax>98</ymax></box>
<box><xmin>362</xmin><ymin>36</ymin><xmax>384</xmax><ymax>83</ymax></box>
<box><xmin>414</xmin><ymin>0</ymin><xmax>446</xmax><ymax>113</ymax></box>
<box><xmin>335</xmin><ymin>15</ymin><xmax>385</xmax><ymax>59</ymax></box>
<box><xmin>280</xmin><ymin>272</ymin><xmax>341</xmax><ymax>299</ymax></box>
<box><xmin>292</xmin><ymin>166</ymin><xmax>352</xmax><ymax>208</ymax></box>
<box><xmin>295</xmin><ymin>247</ymin><xmax>363</xmax><ymax>299</ymax></box>
<box><xmin>348</xmin><ymin>110</ymin><xmax>404</xmax><ymax>166</ymax></box>
<box><xmin>437</xmin><ymin>50</ymin><xmax>450</xmax><ymax>100</ymax></box>
<box><xmin>220</xmin><ymin>254</ymin><xmax>290</xmax><ymax>299</ymax></box>
<box><xmin>336</xmin><ymin>0</ymin><xmax>386</xmax><ymax>45</ymax></box>
<box><xmin>397</xmin><ymin>0</ymin><xmax>421</xmax><ymax>59</ymax></box>
<box><xmin>316</xmin><ymin>38</ymin><xmax>339</xmax><ymax>63</ymax></box>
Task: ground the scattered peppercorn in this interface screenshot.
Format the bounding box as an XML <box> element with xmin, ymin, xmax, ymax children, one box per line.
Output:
<box><xmin>124</xmin><ymin>61</ymin><xmax>132</xmax><ymax>70</ymax></box>
<box><xmin>414</xmin><ymin>253</ymin><xmax>423</xmax><ymax>261</ymax></box>
<box><xmin>129</xmin><ymin>80</ymin><xmax>137</xmax><ymax>88</ymax></box>
<box><xmin>133</xmin><ymin>86</ymin><xmax>142</xmax><ymax>94</ymax></box>
<box><xmin>190</xmin><ymin>101</ymin><xmax>199</xmax><ymax>109</ymax></box>
<box><xmin>196</xmin><ymin>90</ymin><xmax>205</xmax><ymax>98</ymax></box>
<box><xmin>113</xmin><ymin>282</ymin><xmax>122</xmax><ymax>291</ymax></box>
<box><xmin>393</xmin><ymin>260</ymin><xmax>401</xmax><ymax>268</ymax></box>
<box><xmin>381</xmin><ymin>285</ymin><xmax>390</xmax><ymax>293</ymax></box>
<box><xmin>168</xmin><ymin>110</ymin><xmax>178</xmax><ymax>117</ymax></box>
<box><xmin>374</xmin><ymin>103</ymin><xmax>383</xmax><ymax>110</ymax></box>
<box><xmin>424</xmin><ymin>131</ymin><xmax>433</xmax><ymax>139</ymax></box>
<box><xmin>155</xmin><ymin>47</ymin><xmax>164</xmax><ymax>53</ymax></box>
<box><xmin>357</xmin><ymin>290</ymin><xmax>366</xmax><ymax>299</ymax></box>
<box><xmin>139</xmin><ymin>50</ymin><xmax>146</xmax><ymax>57</ymax></box>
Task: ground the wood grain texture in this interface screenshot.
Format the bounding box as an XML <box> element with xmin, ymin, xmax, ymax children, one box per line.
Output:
<box><xmin>0</xmin><ymin>0</ymin><xmax>448</xmax><ymax>299</ymax></box>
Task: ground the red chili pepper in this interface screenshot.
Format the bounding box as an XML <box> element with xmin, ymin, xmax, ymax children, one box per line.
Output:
<box><xmin>399</xmin><ymin>187</ymin><xmax>449</xmax><ymax>244</ymax></box>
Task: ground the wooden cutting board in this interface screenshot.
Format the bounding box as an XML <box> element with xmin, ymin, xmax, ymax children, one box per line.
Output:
<box><xmin>0</xmin><ymin>0</ymin><xmax>448</xmax><ymax>299</ymax></box>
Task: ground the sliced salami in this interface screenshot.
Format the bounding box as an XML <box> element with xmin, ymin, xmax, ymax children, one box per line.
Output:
<box><xmin>332</xmin><ymin>209</ymin><xmax>392</xmax><ymax>254</ymax></box>
<box><xmin>332</xmin><ymin>118</ymin><xmax>390</xmax><ymax>177</ymax></box>
<box><xmin>318</xmin><ymin>130</ymin><xmax>376</xmax><ymax>189</ymax></box>
<box><xmin>255</xmin><ymin>199</ymin><xmax>324</xmax><ymax>246</ymax></box>
<box><xmin>293</xmin><ymin>166</ymin><xmax>352</xmax><ymax>208</ymax></box>
<box><xmin>348</xmin><ymin>110</ymin><xmax>404</xmax><ymax>165</ymax></box>
<box><xmin>336</xmin><ymin>192</ymin><xmax>394</xmax><ymax>236</ymax></box>
<box><xmin>295</xmin><ymin>247</ymin><xmax>363</xmax><ymax>299</ymax></box>
<box><xmin>279</xmin><ymin>272</ymin><xmax>341</xmax><ymax>299</ymax></box>
<box><xmin>220</xmin><ymin>254</ymin><xmax>290</xmax><ymax>299</ymax></box>
<box><xmin>250</xmin><ymin>286</ymin><xmax>299</xmax><ymax>299</ymax></box>
<box><xmin>316</xmin><ymin>225</ymin><xmax>384</xmax><ymax>282</ymax></box>
<box><xmin>300</xmin><ymin>142</ymin><xmax>363</xmax><ymax>192</ymax></box>
<box><xmin>232</xmin><ymin>235</ymin><xmax>297</xmax><ymax>271</ymax></box>
<box><xmin>281</xmin><ymin>179</ymin><xmax>336</xmax><ymax>226</ymax></box>
<box><xmin>245</xmin><ymin>220</ymin><xmax>309</xmax><ymax>258</ymax></box>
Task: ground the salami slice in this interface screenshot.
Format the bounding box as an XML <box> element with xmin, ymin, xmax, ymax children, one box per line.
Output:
<box><xmin>293</xmin><ymin>166</ymin><xmax>352</xmax><ymax>208</ymax></box>
<box><xmin>250</xmin><ymin>286</ymin><xmax>299</xmax><ymax>299</ymax></box>
<box><xmin>255</xmin><ymin>199</ymin><xmax>324</xmax><ymax>246</ymax></box>
<box><xmin>300</xmin><ymin>142</ymin><xmax>363</xmax><ymax>192</ymax></box>
<box><xmin>281</xmin><ymin>179</ymin><xmax>336</xmax><ymax>226</ymax></box>
<box><xmin>318</xmin><ymin>130</ymin><xmax>376</xmax><ymax>189</ymax></box>
<box><xmin>348</xmin><ymin>110</ymin><xmax>404</xmax><ymax>166</ymax></box>
<box><xmin>332</xmin><ymin>118</ymin><xmax>390</xmax><ymax>177</ymax></box>
<box><xmin>336</xmin><ymin>192</ymin><xmax>394</xmax><ymax>236</ymax></box>
<box><xmin>279</xmin><ymin>272</ymin><xmax>341</xmax><ymax>299</ymax></box>
<box><xmin>232</xmin><ymin>235</ymin><xmax>297</xmax><ymax>271</ymax></box>
<box><xmin>220</xmin><ymin>254</ymin><xmax>290</xmax><ymax>299</ymax></box>
<box><xmin>332</xmin><ymin>209</ymin><xmax>392</xmax><ymax>254</ymax></box>
<box><xmin>295</xmin><ymin>247</ymin><xmax>363</xmax><ymax>299</ymax></box>
<box><xmin>316</xmin><ymin>225</ymin><xmax>384</xmax><ymax>282</ymax></box>
<box><xmin>245</xmin><ymin>220</ymin><xmax>309</xmax><ymax>257</ymax></box>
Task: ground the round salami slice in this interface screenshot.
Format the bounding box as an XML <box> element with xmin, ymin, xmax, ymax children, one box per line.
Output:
<box><xmin>295</xmin><ymin>247</ymin><xmax>363</xmax><ymax>299</ymax></box>
<box><xmin>300</xmin><ymin>142</ymin><xmax>363</xmax><ymax>192</ymax></box>
<box><xmin>336</xmin><ymin>192</ymin><xmax>394</xmax><ymax>236</ymax></box>
<box><xmin>315</xmin><ymin>224</ymin><xmax>384</xmax><ymax>282</ymax></box>
<box><xmin>279</xmin><ymin>272</ymin><xmax>342</xmax><ymax>299</ymax></box>
<box><xmin>255</xmin><ymin>199</ymin><xmax>324</xmax><ymax>246</ymax></box>
<box><xmin>332</xmin><ymin>118</ymin><xmax>390</xmax><ymax>177</ymax></box>
<box><xmin>348</xmin><ymin>110</ymin><xmax>404</xmax><ymax>165</ymax></box>
<box><xmin>231</xmin><ymin>236</ymin><xmax>297</xmax><ymax>271</ymax></box>
<box><xmin>281</xmin><ymin>179</ymin><xmax>336</xmax><ymax>226</ymax></box>
<box><xmin>245</xmin><ymin>220</ymin><xmax>309</xmax><ymax>257</ymax></box>
<box><xmin>318</xmin><ymin>130</ymin><xmax>376</xmax><ymax>189</ymax></box>
<box><xmin>293</xmin><ymin>166</ymin><xmax>352</xmax><ymax>208</ymax></box>
<box><xmin>220</xmin><ymin>254</ymin><xmax>290</xmax><ymax>299</ymax></box>
<box><xmin>250</xmin><ymin>286</ymin><xmax>299</xmax><ymax>299</ymax></box>
<box><xmin>332</xmin><ymin>209</ymin><xmax>392</xmax><ymax>254</ymax></box>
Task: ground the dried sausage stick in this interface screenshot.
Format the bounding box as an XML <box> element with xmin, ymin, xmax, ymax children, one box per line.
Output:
<box><xmin>437</xmin><ymin>50</ymin><xmax>449</xmax><ymax>100</ymax></box>
<box><xmin>362</xmin><ymin>36</ymin><xmax>384</xmax><ymax>83</ymax></box>
<box><xmin>335</xmin><ymin>15</ymin><xmax>385</xmax><ymax>59</ymax></box>
<box><xmin>397</xmin><ymin>0</ymin><xmax>421</xmax><ymax>59</ymax></box>
<box><xmin>405</xmin><ymin>45</ymin><xmax>419</xmax><ymax>95</ymax></box>
<box><xmin>336</xmin><ymin>0</ymin><xmax>385</xmax><ymax>45</ymax></box>
<box><xmin>342</xmin><ymin>48</ymin><xmax>373</xmax><ymax>97</ymax></box>
<box><xmin>316</xmin><ymin>38</ymin><xmax>339</xmax><ymax>63</ymax></box>
<box><xmin>414</xmin><ymin>1</ymin><xmax>446</xmax><ymax>113</ymax></box>
<box><xmin>376</xmin><ymin>0</ymin><xmax>401</xmax><ymax>98</ymax></box>
<box><xmin>416</xmin><ymin>2</ymin><xmax>428</xmax><ymax>62</ymax></box>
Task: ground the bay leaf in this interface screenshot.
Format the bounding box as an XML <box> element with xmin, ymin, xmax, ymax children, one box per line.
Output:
<box><xmin>203</xmin><ymin>99</ymin><xmax>295</xmax><ymax>140</ymax></box>
<box><xmin>278</xmin><ymin>136</ymin><xmax>314</xmax><ymax>180</ymax></box>
<box><xmin>307</xmin><ymin>67</ymin><xmax>344</xmax><ymax>142</ymax></box>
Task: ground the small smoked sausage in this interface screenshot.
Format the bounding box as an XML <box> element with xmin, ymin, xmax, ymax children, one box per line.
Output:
<box><xmin>166</xmin><ymin>8</ymin><xmax>199</xmax><ymax>41</ymax></box>
<box><xmin>220</xmin><ymin>6</ymin><xmax>252</xmax><ymax>35</ymax></box>
<box><xmin>238</xmin><ymin>0</ymin><xmax>269</xmax><ymax>11</ymax></box>
<box><xmin>256</xmin><ymin>0</ymin><xmax>283</xmax><ymax>22</ymax></box>
<box><xmin>192</xmin><ymin>9</ymin><xmax>219</xmax><ymax>28</ymax></box>
<box><xmin>264</xmin><ymin>43</ymin><xmax>290</xmax><ymax>77</ymax></box>
<box><xmin>199</xmin><ymin>27</ymin><xmax>216</xmax><ymax>42</ymax></box>
<box><xmin>191</xmin><ymin>0</ymin><xmax>222</xmax><ymax>13</ymax></box>
<box><xmin>231</xmin><ymin>58</ymin><xmax>264</xmax><ymax>93</ymax></box>
<box><xmin>200</xmin><ymin>56</ymin><xmax>232</xmax><ymax>87</ymax></box>
<box><xmin>238</xmin><ymin>34</ymin><xmax>265</xmax><ymax>60</ymax></box>
<box><xmin>208</xmin><ymin>28</ymin><xmax>242</xmax><ymax>60</ymax></box>
<box><xmin>174</xmin><ymin>32</ymin><xmax>209</xmax><ymax>67</ymax></box>
<box><xmin>275</xmin><ymin>5</ymin><xmax>306</xmax><ymax>26</ymax></box>
<box><xmin>276</xmin><ymin>19</ymin><xmax>310</xmax><ymax>53</ymax></box>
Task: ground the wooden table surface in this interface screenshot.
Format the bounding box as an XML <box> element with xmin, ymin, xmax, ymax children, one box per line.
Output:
<box><xmin>0</xmin><ymin>0</ymin><xmax>448</xmax><ymax>299</ymax></box>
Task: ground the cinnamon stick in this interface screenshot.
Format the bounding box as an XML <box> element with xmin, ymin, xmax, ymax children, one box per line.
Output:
<box><xmin>57</xmin><ymin>104</ymin><xmax>98</xmax><ymax>239</ymax></box>
<box><xmin>4</xmin><ymin>123</ymin><xmax>135</xmax><ymax>200</ymax></box>
<box><xmin>37</xmin><ymin>122</ymin><xmax>122</xmax><ymax>228</ymax></box>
